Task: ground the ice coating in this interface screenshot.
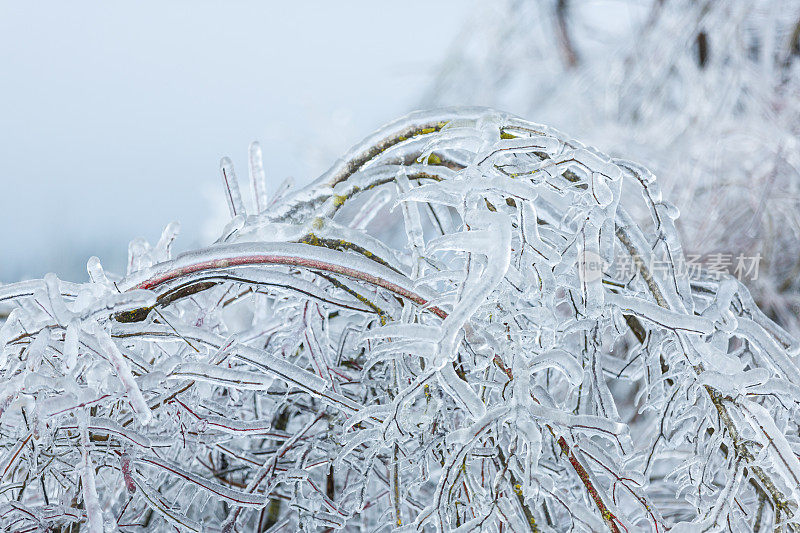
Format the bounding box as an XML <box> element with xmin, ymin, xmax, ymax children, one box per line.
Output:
<box><xmin>219</xmin><ymin>156</ymin><xmax>246</xmax><ymax>218</ymax></box>
<box><xmin>0</xmin><ymin>108</ymin><xmax>799</xmax><ymax>531</ymax></box>
<box><xmin>93</xmin><ymin>323</ymin><xmax>151</xmax><ymax>426</ymax></box>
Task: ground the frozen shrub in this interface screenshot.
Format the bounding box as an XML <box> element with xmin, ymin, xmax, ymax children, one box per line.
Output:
<box><xmin>0</xmin><ymin>109</ymin><xmax>799</xmax><ymax>531</ymax></box>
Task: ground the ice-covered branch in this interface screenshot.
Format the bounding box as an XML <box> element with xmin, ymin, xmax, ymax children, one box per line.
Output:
<box><xmin>1</xmin><ymin>108</ymin><xmax>798</xmax><ymax>532</ymax></box>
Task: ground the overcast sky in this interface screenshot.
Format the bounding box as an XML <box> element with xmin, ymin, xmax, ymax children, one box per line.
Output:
<box><xmin>0</xmin><ymin>1</ymin><xmax>469</xmax><ymax>282</ymax></box>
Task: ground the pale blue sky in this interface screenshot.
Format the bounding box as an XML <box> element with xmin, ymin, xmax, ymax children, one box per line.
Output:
<box><xmin>0</xmin><ymin>1</ymin><xmax>469</xmax><ymax>282</ymax></box>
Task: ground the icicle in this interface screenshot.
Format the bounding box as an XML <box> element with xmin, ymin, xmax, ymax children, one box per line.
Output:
<box><xmin>79</xmin><ymin>413</ymin><xmax>104</xmax><ymax>533</ymax></box>
<box><xmin>87</xmin><ymin>256</ymin><xmax>114</xmax><ymax>289</ymax></box>
<box><xmin>63</xmin><ymin>320</ymin><xmax>79</xmax><ymax>372</ymax></box>
<box><xmin>249</xmin><ymin>141</ymin><xmax>269</xmax><ymax>214</ymax></box>
<box><xmin>127</xmin><ymin>237</ymin><xmax>152</xmax><ymax>275</ymax></box>
<box><xmin>153</xmin><ymin>221</ymin><xmax>180</xmax><ymax>263</ymax></box>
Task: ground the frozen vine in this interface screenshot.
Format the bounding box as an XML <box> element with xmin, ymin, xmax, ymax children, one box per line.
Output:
<box><xmin>1</xmin><ymin>108</ymin><xmax>799</xmax><ymax>531</ymax></box>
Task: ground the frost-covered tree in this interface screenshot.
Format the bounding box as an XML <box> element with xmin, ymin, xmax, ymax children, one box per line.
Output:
<box><xmin>1</xmin><ymin>109</ymin><xmax>800</xmax><ymax>532</ymax></box>
<box><xmin>426</xmin><ymin>0</ymin><xmax>800</xmax><ymax>335</ymax></box>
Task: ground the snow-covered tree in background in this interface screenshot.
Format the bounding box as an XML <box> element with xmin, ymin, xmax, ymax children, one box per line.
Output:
<box><xmin>1</xmin><ymin>108</ymin><xmax>800</xmax><ymax>531</ymax></box>
<box><xmin>426</xmin><ymin>0</ymin><xmax>800</xmax><ymax>335</ymax></box>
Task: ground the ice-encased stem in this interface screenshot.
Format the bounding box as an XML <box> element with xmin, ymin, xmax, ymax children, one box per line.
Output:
<box><xmin>94</xmin><ymin>323</ymin><xmax>152</xmax><ymax>426</ymax></box>
<box><xmin>220</xmin><ymin>156</ymin><xmax>246</xmax><ymax>218</ymax></box>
